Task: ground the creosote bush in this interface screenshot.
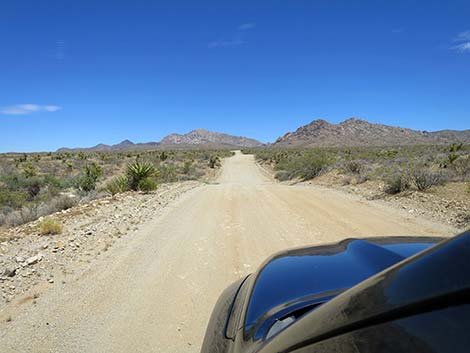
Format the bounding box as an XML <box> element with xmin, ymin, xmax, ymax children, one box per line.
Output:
<box><xmin>384</xmin><ymin>172</ymin><xmax>410</xmax><ymax>195</ymax></box>
<box><xmin>409</xmin><ymin>169</ymin><xmax>445</xmax><ymax>191</ymax></box>
<box><xmin>39</xmin><ymin>218</ymin><xmax>63</xmax><ymax>235</ymax></box>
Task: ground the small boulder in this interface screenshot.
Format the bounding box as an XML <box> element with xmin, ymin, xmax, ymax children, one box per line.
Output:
<box><xmin>2</xmin><ymin>268</ymin><xmax>16</xmax><ymax>277</ymax></box>
<box><xmin>25</xmin><ymin>254</ymin><xmax>43</xmax><ymax>266</ymax></box>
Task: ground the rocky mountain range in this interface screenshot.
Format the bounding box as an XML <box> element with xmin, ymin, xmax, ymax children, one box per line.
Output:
<box><xmin>57</xmin><ymin>118</ymin><xmax>470</xmax><ymax>152</ymax></box>
<box><xmin>274</xmin><ymin>118</ymin><xmax>470</xmax><ymax>147</ymax></box>
<box><xmin>160</xmin><ymin>129</ymin><xmax>262</xmax><ymax>147</ymax></box>
<box><xmin>57</xmin><ymin>129</ymin><xmax>263</xmax><ymax>152</ymax></box>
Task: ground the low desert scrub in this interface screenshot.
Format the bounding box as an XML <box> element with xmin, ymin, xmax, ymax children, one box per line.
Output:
<box><xmin>208</xmin><ymin>155</ymin><xmax>221</xmax><ymax>169</ymax></box>
<box><xmin>409</xmin><ymin>169</ymin><xmax>445</xmax><ymax>191</ymax></box>
<box><xmin>267</xmin><ymin>150</ymin><xmax>333</xmax><ymax>181</ymax></box>
<box><xmin>39</xmin><ymin>218</ymin><xmax>63</xmax><ymax>235</ymax></box>
<box><xmin>384</xmin><ymin>172</ymin><xmax>411</xmax><ymax>195</ymax></box>
<box><xmin>246</xmin><ymin>144</ymin><xmax>470</xmax><ymax>193</ymax></box>
<box><xmin>342</xmin><ymin>160</ymin><xmax>365</xmax><ymax>175</ymax></box>
<box><xmin>138</xmin><ymin>178</ymin><xmax>158</xmax><ymax>193</ymax></box>
<box><xmin>0</xmin><ymin>149</ymin><xmax>230</xmax><ymax>227</ymax></box>
<box><xmin>105</xmin><ymin>175</ymin><xmax>130</xmax><ymax>196</ymax></box>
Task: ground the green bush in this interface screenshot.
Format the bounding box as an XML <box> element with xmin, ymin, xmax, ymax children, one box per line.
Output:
<box><xmin>77</xmin><ymin>163</ymin><xmax>103</xmax><ymax>192</ymax></box>
<box><xmin>409</xmin><ymin>170</ymin><xmax>445</xmax><ymax>191</ymax></box>
<box><xmin>384</xmin><ymin>172</ymin><xmax>410</xmax><ymax>194</ymax></box>
<box><xmin>22</xmin><ymin>163</ymin><xmax>37</xmax><ymax>178</ymax></box>
<box><xmin>77</xmin><ymin>175</ymin><xmax>96</xmax><ymax>192</ymax></box>
<box><xmin>452</xmin><ymin>156</ymin><xmax>470</xmax><ymax>181</ymax></box>
<box><xmin>160</xmin><ymin>151</ymin><xmax>168</xmax><ymax>161</ymax></box>
<box><xmin>157</xmin><ymin>165</ymin><xmax>177</xmax><ymax>183</ymax></box>
<box><xmin>275</xmin><ymin>170</ymin><xmax>292</xmax><ymax>181</ymax></box>
<box><xmin>0</xmin><ymin>189</ymin><xmax>28</xmax><ymax>209</ymax></box>
<box><xmin>209</xmin><ymin>155</ymin><xmax>220</xmax><ymax>169</ymax></box>
<box><xmin>126</xmin><ymin>161</ymin><xmax>156</xmax><ymax>191</ymax></box>
<box><xmin>343</xmin><ymin>160</ymin><xmax>364</xmax><ymax>174</ymax></box>
<box><xmin>182</xmin><ymin>161</ymin><xmax>192</xmax><ymax>174</ymax></box>
<box><xmin>105</xmin><ymin>175</ymin><xmax>130</xmax><ymax>195</ymax></box>
<box><xmin>138</xmin><ymin>178</ymin><xmax>158</xmax><ymax>193</ymax></box>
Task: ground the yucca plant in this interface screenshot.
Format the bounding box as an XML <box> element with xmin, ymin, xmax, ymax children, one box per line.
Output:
<box><xmin>126</xmin><ymin>161</ymin><xmax>156</xmax><ymax>191</ymax></box>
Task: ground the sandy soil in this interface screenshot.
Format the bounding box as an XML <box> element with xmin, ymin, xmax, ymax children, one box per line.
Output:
<box><xmin>0</xmin><ymin>152</ymin><xmax>456</xmax><ymax>352</ymax></box>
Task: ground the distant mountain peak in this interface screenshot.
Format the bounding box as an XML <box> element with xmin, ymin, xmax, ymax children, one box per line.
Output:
<box><xmin>275</xmin><ymin>117</ymin><xmax>470</xmax><ymax>147</ymax></box>
<box><xmin>307</xmin><ymin>119</ymin><xmax>332</xmax><ymax>127</ymax></box>
<box><xmin>57</xmin><ymin>129</ymin><xmax>263</xmax><ymax>152</ymax></box>
<box><xmin>160</xmin><ymin>129</ymin><xmax>263</xmax><ymax>147</ymax></box>
<box><xmin>340</xmin><ymin>117</ymin><xmax>367</xmax><ymax>124</ymax></box>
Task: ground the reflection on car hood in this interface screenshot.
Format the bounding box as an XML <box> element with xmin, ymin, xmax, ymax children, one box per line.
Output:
<box><xmin>244</xmin><ymin>236</ymin><xmax>440</xmax><ymax>340</ymax></box>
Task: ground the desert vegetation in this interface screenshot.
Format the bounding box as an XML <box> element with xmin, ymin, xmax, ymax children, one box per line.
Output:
<box><xmin>0</xmin><ymin>150</ymin><xmax>231</xmax><ymax>227</ymax></box>
<box><xmin>244</xmin><ymin>143</ymin><xmax>470</xmax><ymax>194</ymax></box>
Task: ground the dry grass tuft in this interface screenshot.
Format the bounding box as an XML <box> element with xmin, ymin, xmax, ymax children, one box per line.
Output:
<box><xmin>39</xmin><ymin>218</ymin><xmax>63</xmax><ymax>235</ymax></box>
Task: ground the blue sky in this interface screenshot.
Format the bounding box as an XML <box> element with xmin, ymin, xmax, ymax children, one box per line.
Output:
<box><xmin>1</xmin><ymin>0</ymin><xmax>469</xmax><ymax>152</ymax></box>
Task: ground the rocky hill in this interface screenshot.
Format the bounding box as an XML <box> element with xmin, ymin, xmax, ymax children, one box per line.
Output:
<box><xmin>274</xmin><ymin>118</ymin><xmax>470</xmax><ymax>146</ymax></box>
<box><xmin>57</xmin><ymin>129</ymin><xmax>262</xmax><ymax>152</ymax></box>
<box><xmin>160</xmin><ymin>129</ymin><xmax>262</xmax><ymax>148</ymax></box>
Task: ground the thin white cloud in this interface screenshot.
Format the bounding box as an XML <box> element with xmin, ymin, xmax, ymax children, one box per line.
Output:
<box><xmin>450</xmin><ymin>31</ymin><xmax>470</xmax><ymax>53</ymax></box>
<box><xmin>0</xmin><ymin>104</ymin><xmax>62</xmax><ymax>115</ymax></box>
<box><xmin>452</xmin><ymin>42</ymin><xmax>470</xmax><ymax>52</ymax></box>
<box><xmin>455</xmin><ymin>31</ymin><xmax>470</xmax><ymax>42</ymax></box>
<box><xmin>238</xmin><ymin>23</ymin><xmax>256</xmax><ymax>31</ymax></box>
<box><xmin>208</xmin><ymin>23</ymin><xmax>256</xmax><ymax>48</ymax></box>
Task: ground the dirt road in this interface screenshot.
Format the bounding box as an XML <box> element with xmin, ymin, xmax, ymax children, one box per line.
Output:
<box><xmin>0</xmin><ymin>152</ymin><xmax>454</xmax><ymax>352</ymax></box>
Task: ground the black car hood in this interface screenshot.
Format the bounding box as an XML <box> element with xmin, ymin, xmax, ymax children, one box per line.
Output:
<box><xmin>258</xmin><ymin>230</ymin><xmax>470</xmax><ymax>353</ymax></box>
<box><xmin>242</xmin><ymin>236</ymin><xmax>441</xmax><ymax>342</ymax></box>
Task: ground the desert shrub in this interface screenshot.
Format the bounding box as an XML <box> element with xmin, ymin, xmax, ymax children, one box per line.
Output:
<box><xmin>126</xmin><ymin>161</ymin><xmax>156</xmax><ymax>191</ymax></box>
<box><xmin>182</xmin><ymin>161</ymin><xmax>192</xmax><ymax>174</ymax></box>
<box><xmin>295</xmin><ymin>155</ymin><xmax>332</xmax><ymax>180</ymax></box>
<box><xmin>275</xmin><ymin>170</ymin><xmax>292</xmax><ymax>181</ymax></box>
<box><xmin>77</xmin><ymin>163</ymin><xmax>103</xmax><ymax>192</ymax></box>
<box><xmin>452</xmin><ymin>156</ymin><xmax>470</xmax><ymax>181</ymax></box>
<box><xmin>449</xmin><ymin>143</ymin><xmax>463</xmax><ymax>153</ymax></box>
<box><xmin>272</xmin><ymin>150</ymin><xmax>333</xmax><ymax>181</ymax></box>
<box><xmin>138</xmin><ymin>178</ymin><xmax>158</xmax><ymax>193</ymax></box>
<box><xmin>409</xmin><ymin>169</ymin><xmax>445</xmax><ymax>191</ymax></box>
<box><xmin>160</xmin><ymin>151</ymin><xmax>168</xmax><ymax>161</ymax></box>
<box><xmin>297</xmin><ymin>162</ymin><xmax>327</xmax><ymax>180</ymax></box>
<box><xmin>0</xmin><ymin>189</ymin><xmax>28</xmax><ymax>209</ymax></box>
<box><xmin>39</xmin><ymin>218</ymin><xmax>63</xmax><ymax>235</ymax></box>
<box><xmin>209</xmin><ymin>155</ymin><xmax>220</xmax><ymax>169</ymax></box>
<box><xmin>105</xmin><ymin>175</ymin><xmax>130</xmax><ymax>195</ymax></box>
<box><xmin>39</xmin><ymin>195</ymin><xmax>77</xmax><ymax>215</ymax></box>
<box><xmin>156</xmin><ymin>165</ymin><xmax>178</xmax><ymax>183</ymax></box>
<box><xmin>77</xmin><ymin>175</ymin><xmax>96</xmax><ymax>192</ymax></box>
<box><xmin>343</xmin><ymin>160</ymin><xmax>364</xmax><ymax>174</ymax></box>
<box><xmin>1</xmin><ymin>206</ymin><xmax>38</xmax><ymax>227</ymax></box>
<box><xmin>355</xmin><ymin>173</ymin><xmax>369</xmax><ymax>184</ymax></box>
<box><xmin>43</xmin><ymin>174</ymin><xmax>68</xmax><ymax>188</ymax></box>
<box><xmin>384</xmin><ymin>172</ymin><xmax>410</xmax><ymax>194</ymax></box>
<box><xmin>27</xmin><ymin>179</ymin><xmax>42</xmax><ymax>199</ymax></box>
<box><xmin>22</xmin><ymin>163</ymin><xmax>37</xmax><ymax>178</ymax></box>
